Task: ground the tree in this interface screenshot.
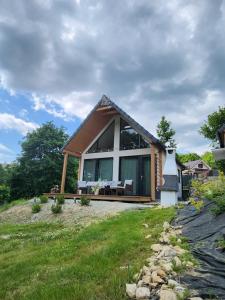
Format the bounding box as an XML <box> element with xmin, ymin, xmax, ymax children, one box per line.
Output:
<box><xmin>156</xmin><ymin>116</ymin><xmax>176</xmax><ymax>147</ymax></box>
<box><xmin>10</xmin><ymin>122</ymin><xmax>78</xmax><ymax>199</ymax></box>
<box><xmin>177</xmin><ymin>153</ymin><xmax>200</xmax><ymax>164</ymax></box>
<box><xmin>201</xmin><ymin>151</ymin><xmax>215</xmax><ymax>169</ymax></box>
<box><xmin>200</xmin><ymin>106</ymin><xmax>225</xmax><ymax>173</ymax></box>
<box><xmin>200</xmin><ymin>106</ymin><xmax>225</xmax><ymax>146</ymax></box>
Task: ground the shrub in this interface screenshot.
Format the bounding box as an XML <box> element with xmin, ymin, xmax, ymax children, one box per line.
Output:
<box><xmin>40</xmin><ymin>195</ymin><xmax>48</xmax><ymax>204</ymax></box>
<box><xmin>0</xmin><ymin>185</ymin><xmax>10</xmax><ymax>205</ymax></box>
<box><xmin>51</xmin><ymin>203</ymin><xmax>62</xmax><ymax>214</ymax></box>
<box><xmin>211</xmin><ymin>193</ymin><xmax>225</xmax><ymax>216</ymax></box>
<box><xmin>32</xmin><ymin>203</ymin><xmax>41</xmax><ymax>213</ymax></box>
<box><xmin>80</xmin><ymin>195</ymin><xmax>90</xmax><ymax>206</ymax></box>
<box><xmin>56</xmin><ymin>194</ymin><xmax>65</xmax><ymax>205</ymax></box>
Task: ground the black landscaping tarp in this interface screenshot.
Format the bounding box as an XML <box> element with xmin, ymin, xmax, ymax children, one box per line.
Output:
<box><xmin>174</xmin><ymin>201</ymin><xmax>225</xmax><ymax>299</ymax></box>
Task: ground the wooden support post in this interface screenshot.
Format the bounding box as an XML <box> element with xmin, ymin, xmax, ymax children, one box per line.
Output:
<box><xmin>159</xmin><ymin>151</ymin><xmax>163</xmax><ymax>186</ymax></box>
<box><xmin>60</xmin><ymin>152</ymin><xmax>68</xmax><ymax>194</ymax></box>
<box><xmin>77</xmin><ymin>158</ymin><xmax>81</xmax><ymax>180</ymax></box>
<box><xmin>151</xmin><ymin>144</ymin><xmax>156</xmax><ymax>201</ymax></box>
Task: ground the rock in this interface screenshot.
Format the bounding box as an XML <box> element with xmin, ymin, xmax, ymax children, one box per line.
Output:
<box><xmin>177</xmin><ymin>238</ymin><xmax>181</xmax><ymax>243</ymax></box>
<box><xmin>136</xmin><ymin>287</ymin><xmax>150</xmax><ymax>299</ymax></box>
<box><xmin>145</xmin><ymin>234</ymin><xmax>152</xmax><ymax>239</ymax></box>
<box><xmin>173</xmin><ymin>256</ymin><xmax>182</xmax><ymax>267</ymax></box>
<box><xmin>174</xmin><ymin>285</ymin><xmax>186</xmax><ymax>296</ymax></box>
<box><xmin>137</xmin><ymin>280</ymin><xmax>144</xmax><ymax>287</ymax></box>
<box><xmin>159</xmin><ymin>289</ymin><xmax>177</xmax><ymax>300</ymax></box>
<box><xmin>186</xmin><ymin>261</ymin><xmax>194</xmax><ymax>268</ymax></box>
<box><xmin>151</xmin><ymin>244</ymin><xmax>161</xmax><ymax>252</ymax></box>
<box><xmin>159</xmin><ymin>233</ymin><xmax>170</xmax><ymax>244</ymax></box>
<box><xmin>168</xmin><ymin>279</ymin><xmax>179</xmax><ymax>287</ymax></box>
<box><xmin>143</xmin><ymin>223</ymin><xmax>149</xmax><ymax>228</ymax></box>
<box><xmin>142</xmin><ymin>275</ymin><xmax>151</xmax><ymax>285</ymax></box>
<box><xmin>173</xmin><ymin>245</ymin><xmax>186</xmax><ymax>255</ymax></box>
<box><xmin>158</xmin><ymin>246</ymin><xmax>177</xmax><ymax>258</ymax></box>
<box><xmin>151</xmin><ymin>271</ymin><xmax>164</xmax><ymax>284</ymax></box>
<box><xmin>142</xmin><ymin>265</ymin><xmax>151</xmax><ymax>275</ymax></box>
<box><xmin>160</xmin><ymin>262</ymin><xmax>173</xmax><ymax>273</ymax></box>
<box><xmin>157</xmin><ymin>269</ymin><xmax>166</xmax><ymax>278</ymax></box>
<box><xmin>163</xmin><ymin>221</ymin><xmax>170</xmax><ymax>231</ymax></box>
<box><xmin>126</xmin><ymin>283</ymin><xmax>137</xmax><ymax>298</ymax></box>
<box><xmin>189</xmin><ymin>298</ymin><xmax>203</xmax><ymax>300</ymax></box>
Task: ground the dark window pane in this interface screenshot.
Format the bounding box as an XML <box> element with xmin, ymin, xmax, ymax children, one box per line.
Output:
<box><xmin>120</xmin><ymin>119</ymin><xmax>149</xmax><ymax>150</ymax></box>
<box><xmin>83</xmin><ymin>158</ymin><xmax>113</xmax><ymax>181</ymax></box>
<box><xmin>87</xmin><ymin>121</ymin><xmax>115</xmax><ymax>153</ymax></box>
<box><xmin>83</xmin><ymin>159</ymin><xmax>96</xmax><ymax>181</ymax></box>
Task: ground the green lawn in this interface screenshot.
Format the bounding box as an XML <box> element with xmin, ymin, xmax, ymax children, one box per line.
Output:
<box><xmin>0</xmin><ymin>207</ymin><xmax>175</xmax><ymax>300</ymax></box>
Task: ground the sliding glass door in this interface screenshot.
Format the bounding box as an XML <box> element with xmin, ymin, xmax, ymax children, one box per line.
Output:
<box><xmin>119</xmin><ymin>156</ymin><xmax>151</xmax><ymax>196</ymax></box>
<box><xmin>83</xmin><ymin>158</ymin><xmax>113</xmax><ymax>181</ymax></box>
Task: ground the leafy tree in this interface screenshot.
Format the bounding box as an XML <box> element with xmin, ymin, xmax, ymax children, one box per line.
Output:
<box><xmin>201</xmin><ymin>151</ymin><xmax>215</xmax><ymax>168</ymax></box>
<box><xmin>177</xmin><ymin>153</ymin><xmax>201</xmax><ymax>164</ymax></box>
<box><xmin>10</xmin><ymin>122</ymin><xmax>78</xmax><ymax>199</ymax></box>
<box><xmin>156</xmin><ymin>116</ymin><xmax>176</xmax><ymax>147</ymax></box>
<box><xmin>200</xmin><ymin>106</ymin><xmax>225</xmax><ymax>146</ymax></box>
<box><xmin>200</xmin><ymin>106</ymin><xmax>225</xmax><ymax>173</ymax></box>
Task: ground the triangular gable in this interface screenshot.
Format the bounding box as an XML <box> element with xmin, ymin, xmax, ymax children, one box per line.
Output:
<box><xmin>62</xmin><ymin>95</ymin><xmax>163</xmax><ymax>156</ymax></box>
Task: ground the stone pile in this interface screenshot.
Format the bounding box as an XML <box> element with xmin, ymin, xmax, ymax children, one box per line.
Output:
<box><xmin>126</xmin><ymin>222</ymin><xmax>203</xmax><ymax>300</ymax></box>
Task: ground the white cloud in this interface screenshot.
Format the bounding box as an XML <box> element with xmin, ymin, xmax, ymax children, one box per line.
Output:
<box><xmin>0</xmin><ymin>113</ymin><xmax>39</xmax><ymax>135</ymax></box>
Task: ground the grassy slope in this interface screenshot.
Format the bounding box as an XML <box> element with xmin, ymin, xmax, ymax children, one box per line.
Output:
<box><xmin>0</xmin><ymin>207</ymin><xmax>175</xmax><ymax>300</ymax></box>
<box><xmin>0</xmin><ymin>199</ymin><xmax>27</xmax><ymax>213</ymax></box>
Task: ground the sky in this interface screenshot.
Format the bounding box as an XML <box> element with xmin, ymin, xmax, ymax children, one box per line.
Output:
<box><xmin>0</xmin><ymin>0</ymin><xmax>225</xmax><ymax>163</ymax></box>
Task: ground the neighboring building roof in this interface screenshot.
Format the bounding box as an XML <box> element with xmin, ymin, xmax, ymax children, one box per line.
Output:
<box><xmin>62</xmin><ymin>94</ymin><xmax>165</xmax><ymax>154</ymax></box>
<box><xmin>217</xmin><ymin>124</ymin><xmax>225</xmax><ymax>148</ymax></box>
<box><xmin>184</xmin><ymin>159</ymin><xmax>211</xmax><ymax>171</ymax></box>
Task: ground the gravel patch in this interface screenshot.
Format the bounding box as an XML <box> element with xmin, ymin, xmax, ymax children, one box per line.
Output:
<box><xmin>0</xmin><ymin>199</ymin><xmax>152</xmax><ymax>226</ymax></box>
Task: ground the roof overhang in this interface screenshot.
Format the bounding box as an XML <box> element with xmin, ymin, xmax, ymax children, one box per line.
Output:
<box><xmin>62</xmin><ymin>95</ymin><xmax>164</xmax><ymax>156</ymax></box>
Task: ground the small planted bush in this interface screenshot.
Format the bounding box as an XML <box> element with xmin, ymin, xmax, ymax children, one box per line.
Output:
<box><xmin>80</xmin><ymin>195</ymin><xmax>90</xmax><ymax>206</ymax></box>
<box><xmin>32</xmin><ymin>203</ymin><xmax>41</xmax><ymax>213</ymax></box>
<box><xmin>51</xmin><ymin>203</ymin><xmax>62</xmax><ymax>214</ymax></box>
<box><xmin>40</xmin><ymin>195</ymin><xmax>48</xmax><ymax>204</ymax></box>
<box><xmin>211</xmin><ymin>194</ymin><xmax>225</xmax><ymax>216</ymax></box>
<box><xmin>56</xmin><ymin>194</ymin><xmax>65</xmax><ymax>205</ymax></box>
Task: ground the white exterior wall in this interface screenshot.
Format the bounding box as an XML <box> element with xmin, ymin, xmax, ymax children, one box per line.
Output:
<box><xmin>80</xmin><ymin>115</ymin><xmax>151</xmax><ymax>181</ymax></box>
<box><xmin>161</xmin><ymin>150</ymin><xmax>182</xmax><ymax>199</ymax></box>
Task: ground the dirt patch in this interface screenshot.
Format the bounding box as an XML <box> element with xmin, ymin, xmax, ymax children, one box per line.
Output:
<box><xmin>0</xmin><ymin>200</ymin><xmax>149</xmax><ymax>226</ymax></box>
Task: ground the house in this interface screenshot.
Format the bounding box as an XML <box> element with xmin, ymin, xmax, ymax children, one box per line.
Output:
<box><xmin>60</xmin><ymin>95</ymin><xmax>183</xmax><ymax>201</ymax></box>
<box><xmin>183</xmin><ymin>159</ymin><xmax>211</xmax><ymax>178</ymax></box>
<box><xmin>212</xmin><ymin>124</ymin><xmax>225</xmax><ymax>161</ymax></box>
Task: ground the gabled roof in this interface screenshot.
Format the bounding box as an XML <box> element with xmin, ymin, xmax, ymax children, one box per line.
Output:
<box><xmin>184</xmin><ymin>159</ymin><xmax>211</xmax><ymax>170</ymax></box>
<box><xmin>217</xmin><ymin>124</ymin><xmax>225</xmax><ymax>148</ymax></box>
<box><xmin>62</xmin><ymin>95</ymin><xmax>164</xmax><ymax>156</ymax></box>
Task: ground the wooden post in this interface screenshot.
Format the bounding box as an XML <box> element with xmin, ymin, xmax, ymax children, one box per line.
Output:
<box><xmin>151</xmin><ymin>144</ymin><xmax>156</xmax><ymax>201</ymax></box>
<box><xmin>159</xmin><ymin>151</ymin><xmax>163</xmax><ymax>186</ymax></box>
<box><xmin>77</xmin><ymin>158</ymin><xmax>81</xmax><ymax>180</ymax></box>
<box><xmin>60</xmin><ymin>152</ymin><xmax>68</xmax><ymax>194</ymax></box>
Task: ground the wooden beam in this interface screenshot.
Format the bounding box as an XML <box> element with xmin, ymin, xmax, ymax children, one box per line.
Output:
<box><xmin>151</xmin><ymin>144</ymin><xmax>156</xmax><ymax>201</ymax></box>
<box><xmin>159</xmin><ymin>151</ymin><xmax>163</xmax><ymax>186</ymax></box>
<box><xmin>60</xmin><ymin>152</ymin><xmax>68</xmax><ymax>193</ymax></box>
<box><xmin>63</xmin><ymin>150</ymin><xmax>81</xmax><ymax>157</ymax></box>
<box><xmin>77</xmin><ymin>158</ymin><xmax>81</xmax><ymax>180</ymax></box>
<box><xmin>96</xmin><ymin>105</ymin><xmax>112</xmax><ymax>111</ymax></box>
<box><xmin>102</xmin><ymin>110</ymin><xmax>118</xmax><ymax>115</ymax></box>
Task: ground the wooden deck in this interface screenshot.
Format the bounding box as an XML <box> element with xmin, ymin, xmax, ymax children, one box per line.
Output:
<box><xmin>43</xmin><ymin>193</ymin><xmax>153</xmax><ymax>203</ymax></box>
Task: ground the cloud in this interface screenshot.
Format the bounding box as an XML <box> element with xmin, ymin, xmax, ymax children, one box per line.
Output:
<box><xmin>0</xmin><ymin>113</ymin><xmax>39</xmax><ymax>135</ymax></box>
<box><xmin>0</xmin><ymin>143</ymin><xmax>15</xmax><ymax>163</ymax></box>
<box><xmin>0</xmin><ymin>0</ymin><xmax>225</xmax><ymax>152</ymax></box>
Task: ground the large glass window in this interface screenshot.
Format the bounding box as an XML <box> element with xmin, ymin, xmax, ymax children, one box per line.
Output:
<box><xmin>87</xmin><ymin>121</ymin><xmax>115</xmax><ymax>153</ymax></box>
<box><xmin>120</xmin><ymin>119</ymin><xmax>149</xmax><ymax>150</ymax></box>
<box><xmin>83</xmin><ymin>158</ymin><xmax>113</xmax><ymax>181</ymax></box>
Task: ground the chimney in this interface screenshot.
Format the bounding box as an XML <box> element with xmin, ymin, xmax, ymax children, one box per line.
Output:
<box><xmin>160</xmin><ymin>148</ymin><xmax>178</xmax><ymax>207</ymax></box>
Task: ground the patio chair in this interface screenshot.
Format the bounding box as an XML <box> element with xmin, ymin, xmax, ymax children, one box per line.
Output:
<box><xmin>77</xmin><ymin>181</ymin><xmax>87</xmax><ymax>194</ymax></box>
<box><xmin>110</xmin><ymin>180</ymin><xmax>133</xmax><ymax>196</ymax></box>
